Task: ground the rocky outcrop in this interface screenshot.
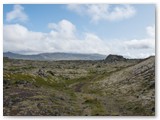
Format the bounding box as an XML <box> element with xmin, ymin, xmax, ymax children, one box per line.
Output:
<box><xmin>105</xmin><ymin>54</ymin><xmax>126</xmax><ymax>62</ymax></box>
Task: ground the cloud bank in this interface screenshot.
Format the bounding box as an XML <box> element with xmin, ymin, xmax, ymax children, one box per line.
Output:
<box><xmin>4</xmin><ymin>4</ymin><xmax>155</xmax><ymax>58</ymax></box>
<box><xmin>3</xmin><ymin>20</ymin><xmax>110</xmax><ymax>55</ymax></box>
<box><xmin>3</xmin><ymin>19</ymin><xmax>155</xmax><ymax>58</ymax></box>
<box><xmin>67</xmin><ymin>4</ymin><xmax>136</xmax><ymax>22</ymax></box>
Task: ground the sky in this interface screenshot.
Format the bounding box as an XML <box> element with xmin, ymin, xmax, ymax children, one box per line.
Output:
<box><xmin>3</xmin><ymin>4</ymin><xmax>155</xmax><ymax>58</ymax></box>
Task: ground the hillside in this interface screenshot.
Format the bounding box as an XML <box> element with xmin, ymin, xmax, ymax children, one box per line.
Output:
<box><xmin>3</xmin><ymin>55</ymin><xmax>155</xmax><ymax>116</ymax></box>
<box><xmin>3</xmin><ymin>52</ymin><xmax>106</xmax><ymax>60</ymax></box>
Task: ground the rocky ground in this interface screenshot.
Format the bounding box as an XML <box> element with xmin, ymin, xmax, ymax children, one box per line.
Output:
<box><xmin>3</xmin><ymin>55</ymin><xmax>155</xmax><ymax>116</ymax></box>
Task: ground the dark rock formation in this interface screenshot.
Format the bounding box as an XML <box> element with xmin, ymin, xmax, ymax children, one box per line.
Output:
<box><xmin>105</xmin><ymin>54</ymin><xmax>126</xmax><ymax>62</ymax></box>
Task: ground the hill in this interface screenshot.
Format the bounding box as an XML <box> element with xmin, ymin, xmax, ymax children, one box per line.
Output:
<box><xmin>3</xmin><ymin>52</ymin><xmax>106</xmax><ymax>60</ymax></box>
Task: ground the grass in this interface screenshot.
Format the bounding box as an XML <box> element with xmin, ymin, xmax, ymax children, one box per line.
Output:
<box><xmin>3</xmin><ymin>57</ymin><xmax>155</xmax><ymax>116</ymax></box>
<box><xmin>82</xmin><ymin>95</ymin><xmax>106</xmax><ymax>115</ymax></box>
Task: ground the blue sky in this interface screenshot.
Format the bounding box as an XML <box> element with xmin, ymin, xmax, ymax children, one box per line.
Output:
<box><xmin>3</xmin><ymin>4</ymin><xmax>155</xmax><ymax>58</ymax></box>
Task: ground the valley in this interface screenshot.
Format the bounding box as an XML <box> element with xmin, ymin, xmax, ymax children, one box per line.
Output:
<box><xmin>3</xmin><ymin>55</ymin><xmax>155</xmax><ymax>116</ymax></box>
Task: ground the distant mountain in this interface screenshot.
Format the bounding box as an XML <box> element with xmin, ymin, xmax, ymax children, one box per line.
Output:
<box><xmin>3</xmin><ymin>52</ymin><xmax>106</xmax><ymax>61</ymax></box>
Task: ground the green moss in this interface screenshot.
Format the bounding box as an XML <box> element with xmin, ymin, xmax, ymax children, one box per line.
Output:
<box><xmin>4</xmin><ymin>73</ymin><xmax>34</xmax><ymax>84</ymax></box>
<box><xmin>3</xmin><ymin>58</ymin><xmax>155</xmax><ymax>116</ymax></box>
<box><xmin>83</xmin><ymin>98</ymin><xmax>106</xmax><ymax>115</ymax></box>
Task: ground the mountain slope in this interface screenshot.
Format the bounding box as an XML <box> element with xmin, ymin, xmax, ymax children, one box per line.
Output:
<box><xmin>93</xmin><ymin>56</ymin><xmax>155</xmax><ymax>115</ymax></box>
<box><xmin>3</xmin><ymin>52</ymin><xmax>106</xmax><ymax>60</ymax></box>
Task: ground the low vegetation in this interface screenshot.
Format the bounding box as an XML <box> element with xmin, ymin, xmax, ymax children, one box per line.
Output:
<box><xmin>3</xmin><ymin>55</ymin><xmax>155</xmax><ymax>116</ymax></box>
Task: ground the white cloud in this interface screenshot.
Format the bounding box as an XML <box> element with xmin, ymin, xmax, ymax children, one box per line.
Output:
<box><xmin>3</xmin><ymin>20</ymin><xmax>111</xmax><ymax>55</ymax></box>
<box><xmin>124</xmin><ymin>39</ymin><xmax>154</xmax><ymax>49</ymax></box>
<box><xmin>3</xmin><ymin>24</ymin><xmax>47</xmax><ymax>54</ymax></box>
<box><xmin>124</xmin><ymin>25</ymin><xmax>155</xmax><ymax>50</ymax></box>
<box><xmin>108</xmin><ymin>25</ymin><xmax>155</xmax><ymax>58</ymax></box>
<box><xmin>3</xmin><ymin>20</ymin><xmax>155</xmax><ymax>58</ymax></box>
<box><xmin>6</xmin><ymin>5</ymin><xmax>28</xmax><ymax>22</ymax></box>
<box><xmin>48</xmin><ymin>19</ymin><xmax>76</xmax><ymax>39</ymax></box>
<box><xmin>67</xmin><ymin>4</ymin><xmax>136</xmax><ymax>22</ymax></box>
<box><xmin>146</xmin><ymin>25</ymin><xmax>155</xmax><ymax>38</ymax></box>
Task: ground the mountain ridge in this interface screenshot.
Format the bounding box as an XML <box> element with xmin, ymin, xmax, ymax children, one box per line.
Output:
<box><xmin>3</xmin><ymin>52</ymin><xmax>106</xmax><ymax>61</ymax></box>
